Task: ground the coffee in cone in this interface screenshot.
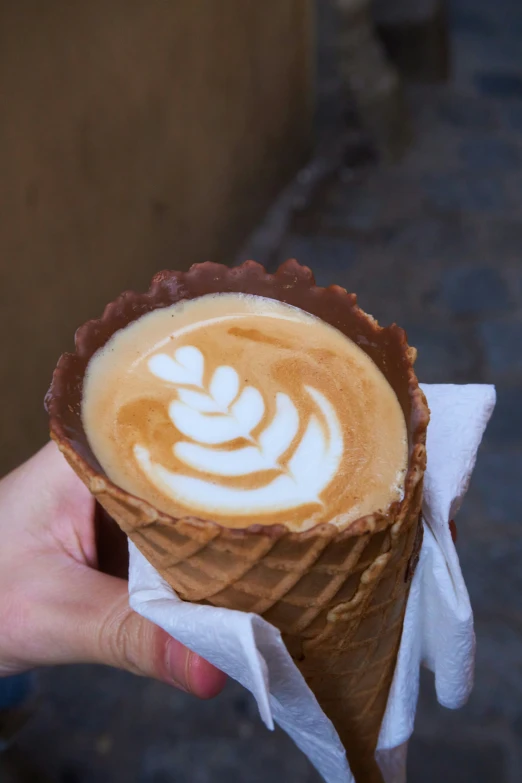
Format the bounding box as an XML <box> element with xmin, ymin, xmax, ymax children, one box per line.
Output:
<box><xmin>46</xmin><ymin>260</ymin><xmax>429</xmax><ymax>782</ymax></box>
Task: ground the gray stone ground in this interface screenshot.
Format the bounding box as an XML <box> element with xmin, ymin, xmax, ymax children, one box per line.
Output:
<box><xmin>10</xmin><ymin>0</ymin><xmax>522</xmax><ymax>780</ymax></box>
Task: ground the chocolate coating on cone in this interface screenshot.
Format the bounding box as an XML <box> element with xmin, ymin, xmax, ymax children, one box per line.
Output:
<box><xmin>46</xmin><ymin>260</ymin><xmax>429</xmax><ymax>782</ymax></box>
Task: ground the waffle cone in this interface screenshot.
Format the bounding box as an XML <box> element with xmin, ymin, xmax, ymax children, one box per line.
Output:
<box><xmin>46</xmin><ymin>260</ymin><xmax>429</xmax><ymax>782</ymax></box>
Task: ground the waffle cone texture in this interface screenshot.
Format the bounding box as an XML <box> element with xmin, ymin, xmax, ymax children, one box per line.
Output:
<box><xmin>46</xmin><ymin>260</ymin><xmax>429</xmax><ymax>783</ymax></box>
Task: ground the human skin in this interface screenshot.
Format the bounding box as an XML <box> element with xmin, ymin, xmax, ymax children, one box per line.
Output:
<box><xmin>0</xmin><ymin>442</ymin><xmax>226</xmax><ymax>698</ymax></box>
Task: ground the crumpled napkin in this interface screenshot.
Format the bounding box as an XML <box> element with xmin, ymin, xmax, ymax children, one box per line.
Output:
<box><xmin>129</xmin><ymin>383</ymin><xmax>496</xmax><ymax>783</ymax></box>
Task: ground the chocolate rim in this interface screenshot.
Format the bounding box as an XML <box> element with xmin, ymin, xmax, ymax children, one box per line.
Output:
<box><xmin>45</xmin><ymin>259</ymin><xmax>429</xmax><ymax>541</ymax></box>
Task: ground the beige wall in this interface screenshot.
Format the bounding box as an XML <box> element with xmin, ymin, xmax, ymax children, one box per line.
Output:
<box><xmin>0</xmin><ymin>0</ymin><xmax>314</xmax><ymax>473</ymax></box>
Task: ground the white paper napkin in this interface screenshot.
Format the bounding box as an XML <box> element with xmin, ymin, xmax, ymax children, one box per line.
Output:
<box><xmin>129</xmin><ymin>384</ymin><xmax>496</xmax><ymax>783</ymax></box>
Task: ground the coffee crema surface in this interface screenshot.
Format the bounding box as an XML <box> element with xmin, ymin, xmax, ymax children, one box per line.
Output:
<box><xmin>82</xmin><ymin>294</ymin><xmax>408</xmax><ymax>531</ymax></box>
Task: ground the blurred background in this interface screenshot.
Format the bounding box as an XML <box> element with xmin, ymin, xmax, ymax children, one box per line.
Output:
<box><xmin>1</xmin><ymin>0</ymin><xmax>521</xmax><ymax>780</ymax></box>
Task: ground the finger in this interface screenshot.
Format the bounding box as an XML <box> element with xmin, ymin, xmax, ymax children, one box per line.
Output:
<box><xmin>22</xmin><ymin>561</ymin><xmax>226</xmax><ymax>699</ymax></box>
<box><xmin>93</xmin><ymin>579</ymin><xmax>227</xmax><ymax>698</ymax></box>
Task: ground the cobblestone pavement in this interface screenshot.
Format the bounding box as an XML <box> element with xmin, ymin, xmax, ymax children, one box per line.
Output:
<box><xmin>11</xmin><ymin>0</ymin><xmax>522</xmax><ymax>781</ymax></box>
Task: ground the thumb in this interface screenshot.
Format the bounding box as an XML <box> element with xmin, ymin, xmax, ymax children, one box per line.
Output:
<box><xmin>28</xmin><ymin>562</ymin><xmax>226</xmax><ymax>699</ymax></box>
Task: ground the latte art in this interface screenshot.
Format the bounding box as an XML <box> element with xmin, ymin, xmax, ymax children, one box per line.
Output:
<box><xmin>134</xmin><ymin>345</ymin><xmax>343</xmax><ymax>516</ymax></box>
<box><xmin>82</xmin><ymin>293</ymin><xmax>408</xmax><ymax>530</ymax></box>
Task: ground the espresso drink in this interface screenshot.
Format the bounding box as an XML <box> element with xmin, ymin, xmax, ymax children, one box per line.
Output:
<box><xmin>82</xmin><ymin>294</ymin><xmax>407</xmax><ymax>531</ymax></box>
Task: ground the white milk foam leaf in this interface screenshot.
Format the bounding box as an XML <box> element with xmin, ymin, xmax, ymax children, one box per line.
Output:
<box><xmin>148</xmin><ymin>346</ymin><xmax>204</xmax><ymax>387</ymax></box>
<box><xmin>210</xmin><ymin>366</ymin><xmax>240</xmax><ymax>408</ymax></box>
<box><xmin>175</xmin><ymin>392</ymin><xmax>299</xmax><ymax>476</ymax></box>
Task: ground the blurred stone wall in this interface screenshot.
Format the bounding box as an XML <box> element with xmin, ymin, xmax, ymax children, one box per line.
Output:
<box><xmin>0</xmin><ymin>0</ymin><xmax>314</xmax><ymax>474</ymax></box>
